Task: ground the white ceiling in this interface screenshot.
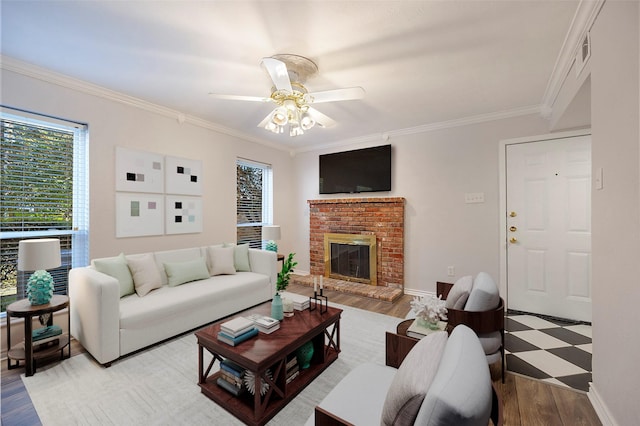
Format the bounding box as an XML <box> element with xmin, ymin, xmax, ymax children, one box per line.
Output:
<box><xmin>1</xmin><ymin>1</ymin><xmax>579</xmax><ymax>150</ymax></box>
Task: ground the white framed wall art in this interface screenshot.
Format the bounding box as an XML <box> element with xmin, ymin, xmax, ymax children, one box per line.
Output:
<box><xmin>116</xmin><ymin>193</ymin><xmax>164</xmax><ymax>238</ymax></box>
<box><xmin>115</xmin><ymin>147</ymin><xmax>164</xmax><ymax>193</ymax></box>
<box><xmin>165</xmin><ymin>155</ymin><xmax>202</xmax><ymax>196</ymax></box>
<box><xmin>165</xmin><ymin>195</ymin><xmax>203</xmax><ymax>234</ymax></box>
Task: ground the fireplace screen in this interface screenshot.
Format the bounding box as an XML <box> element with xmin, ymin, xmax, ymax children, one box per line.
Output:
<box><xmin>324</xmin><ymin>233</ymin><xmax>377</xmax><ymax>285</ymax></box>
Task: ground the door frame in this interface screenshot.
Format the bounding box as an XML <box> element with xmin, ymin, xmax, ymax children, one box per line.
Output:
<box><xmin>498</xmin><ymin>128</ymin><xmax>591</xmax><ymax>310</ymax></box>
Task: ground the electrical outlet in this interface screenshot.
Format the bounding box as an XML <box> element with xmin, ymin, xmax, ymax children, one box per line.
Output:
<box><xmin>447</xmin><ymin>266</ymin><xmax>455</xmax><ymax>277</ymax></box>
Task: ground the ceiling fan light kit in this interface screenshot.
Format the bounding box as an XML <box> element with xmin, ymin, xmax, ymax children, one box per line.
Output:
<box><xmin>210</xmin><ymin>54</ymin><xmax>365</xmax><ymax>137</ymax></box>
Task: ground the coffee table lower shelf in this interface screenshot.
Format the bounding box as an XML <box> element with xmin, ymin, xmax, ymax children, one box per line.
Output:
<box><xmin>199</xmin><ymin>346</ymin><xmax>339</xmax><ymax>426</ymax></box>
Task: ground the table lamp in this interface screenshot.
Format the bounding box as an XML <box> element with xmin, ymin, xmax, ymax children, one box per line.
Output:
<box><xmin>18</xmin><ymin>238</ymin><xmax>61</xmax><ymax>305</ymax></box>
<box><xmin>262</xmin><ymin>225</ymin><xmax>281</xmax><ymax>252</ymax></box>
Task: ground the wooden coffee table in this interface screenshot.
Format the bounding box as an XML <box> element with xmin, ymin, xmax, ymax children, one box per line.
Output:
<box><xmin>195</xmin><ymin>302</ymin><xmax>342</xmax><ymax>426</ymax></box>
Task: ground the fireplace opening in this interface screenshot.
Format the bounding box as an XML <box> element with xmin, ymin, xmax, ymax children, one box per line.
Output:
<box><xmin>324</xmin><ymin>233</ymin><xmax>377</xmax><ymax>285</ymax></box>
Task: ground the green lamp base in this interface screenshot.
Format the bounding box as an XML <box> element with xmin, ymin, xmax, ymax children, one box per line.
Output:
<box><xmin>27</xmin><ymin>270</ymin><xmax>54</xmax><ymax>305</ymax></box>
<box><xmin>266</xmin><ymin>241</ymin><xmax>278</xmax><ymax>252</ymax></box>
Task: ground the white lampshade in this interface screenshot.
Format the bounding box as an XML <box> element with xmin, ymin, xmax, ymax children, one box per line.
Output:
<box><xmin>262</xmin><ymin>225</ymin><xmax>281</xmax><ymax>241</ymax></box>
<box><xmin>17</xmin><ymin>238</ymin><xmax>62</xmax><ymax>271</ymax></box>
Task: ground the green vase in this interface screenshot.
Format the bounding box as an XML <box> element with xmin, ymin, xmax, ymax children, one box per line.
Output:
<box><xmin>271</xmin><ymin>293</ymin><xmax>284</xmax><ymax>320</ymax></box>
<box><xmin>296</xmin><ymin>341</ymin><xmax>314</xmax><ymax>369</ymax></box>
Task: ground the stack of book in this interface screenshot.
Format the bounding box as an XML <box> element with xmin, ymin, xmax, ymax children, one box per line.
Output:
<box><xmin>279</xmin><ymin>291</ymin><xmax>310</xmax><ymax>310</ymax></box>
<box><xmin>218</xmin><ymin>317</ymin><xmax>258</xmax><ymax>346</ymax></box>
<box><xmin>217</xmin><ymin>359</ymin><xmax>245</xmax><ymax>396</ymax></box>
<box><xmin>29</xmin><ymin>325</ymin><xmax>62</xmax><ymax>351</ymax></box>
<box><xmin>246</xmin><ymin>314</ymin><xmax>280</xmax><ymax>334</ymax></box>
<box><xmin>285</xmin><ymin>355</ymin><xmax>300</xmax><ymax>384</ymax></box>
<box><xmin>406</xmin><ymin>319</ymin><xmax>447</xmax><ymax>339</ymax></box>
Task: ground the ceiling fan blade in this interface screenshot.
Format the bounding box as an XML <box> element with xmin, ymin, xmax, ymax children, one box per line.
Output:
<box><xmin>208</xmin><ymin>93</ymin><xmax>272</xmax><ymax>102</ymax></box>
<box><xmin>260</xmin><ymin>57</ymin><xmax>293</xmax><ymax>93</ymax></box>
<box><xmin>307</xmin><ymin>107</ymin><xmax>337</xmax><ymax>128</ymax></box>
<box><xmin>308</xmin><ymin>87</ymin><xmax>365</xmax><ymax>104</ymax></box>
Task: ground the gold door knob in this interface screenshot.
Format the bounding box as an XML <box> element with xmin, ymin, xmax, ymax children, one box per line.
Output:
<box><xmin>509</xmin><ymin>237</ymin><xmax>517</xmax><ymax>244</ymax></box>
<box><xmin>509</xmin><ymin>226</ymin><xmax>517</xmax><ymax>232</ymax></box>
<box><xmin>509</xmin><ymin>211</ymin><xmax>517</xmax><ymax>217</ymax></box>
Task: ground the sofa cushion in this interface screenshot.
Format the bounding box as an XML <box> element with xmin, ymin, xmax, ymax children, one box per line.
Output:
<box><xmin>465</xmin><ymin>272</ymin><xmax>499</xmax><ymax>312</ymax></box>
<box><xmin>164</xmin><ymin>257</ymin><xmax>210</xmax><ymax>287</ymax></box>
<box><xmin>416</xmin><ymin>325</ymin><xmax>492</xmax><ymax>425</ymax></box>
<box><xmin>119</xmin><ymin>272</ymin><xmax>270</xmax><ymax>330</ymax></box>
<box><xmin>208</xmin><ymin>246</ymin><xmax>236</xmax><ymax>275</ymax></box>
<box><xmin>445</xmin><ymin>275</ymin><xmax>473</xmax><ymax>310</ymax></box>
<box><xmin>153</xmin><ymin>248</ymin><xmax>204</xmax><ymax>286</ymax></box>
<box><xmin>127</xmin><ymin>253</ymin><xmax>163</xmax><ymax>297</ymax></box>
<box><xmin>381</xmin><ymin>331</ymin><xmax>448</xmax><ymax>426</ymax></box>
<box><xmin>93</xmin><ymin>253</ymin><xmax>134</xmax><ymax>298</ymax></box>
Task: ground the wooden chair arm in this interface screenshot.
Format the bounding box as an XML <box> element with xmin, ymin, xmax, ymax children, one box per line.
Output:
<box><xmin>314</xmin><ymin>406</ymin><xmax>355</xmax><ymax>426</ymax></box>
<box><xmin>446</xmin><ymin>298</ymin><xmax>505</xmax><ymax>334</ymax></box>
<box><xmin>436</xmin><ymin>281</ymin><xmax>454</xmax><ymax>299</ymax></box>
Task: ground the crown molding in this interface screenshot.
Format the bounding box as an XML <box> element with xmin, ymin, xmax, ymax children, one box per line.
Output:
<box><xmin>2</xmin><ymin>55</ymin><xmax>547</xmax><ymax>156</ymax></box>
<box><xmin>540</xmin><ymin>0</ymin><xmax>605</xmax><ymax>115</ymax></box>
<box><xmin>0</xmin><ymin>55</ymin><xmax>289</xmax><ymax>152</ymax></box>
<box><xmin>292</xmin><ymin>104</ymin><xmax>542</xmax><ymax>154</ymax></box>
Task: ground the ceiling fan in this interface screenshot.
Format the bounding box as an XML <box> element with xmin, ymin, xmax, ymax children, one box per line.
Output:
<box><xmin>209</xmin><ymin>54</ymin><xmax>365</xmax><ymax>137</ymax></box>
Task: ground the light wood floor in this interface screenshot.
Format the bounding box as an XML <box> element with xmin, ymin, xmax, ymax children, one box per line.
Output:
<box><xmin>1</xmin><ymin>283</ymin><xmax>602</xmax><ymax>425</ymax></box>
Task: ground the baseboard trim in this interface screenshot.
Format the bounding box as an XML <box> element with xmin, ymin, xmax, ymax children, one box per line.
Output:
<box><xmin>588</xmin><ymin>383</ymin><xmax>618</xmax><ymax>426</ymax></box>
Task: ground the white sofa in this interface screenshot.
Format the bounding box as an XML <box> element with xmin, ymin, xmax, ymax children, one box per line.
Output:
<box><xmin>69</xmin><ymin>245</ymin><xmax>277</xmax><ymax>365</ymax></box>
<box><xmin>307</xmin><ymin>325</ymin><xmax>500</xmax><ymax>426</ymax></box>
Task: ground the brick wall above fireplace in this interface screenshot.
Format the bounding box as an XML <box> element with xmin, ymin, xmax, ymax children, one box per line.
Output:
<box><xmin>308</xmin><ymin>197</ymin><xmax>405</xmax><ymax>289</ymax></box>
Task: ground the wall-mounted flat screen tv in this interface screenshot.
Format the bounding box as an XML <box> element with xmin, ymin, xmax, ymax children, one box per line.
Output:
<box><xmin>319</xmin><ymin>144</ymin><xmax>392</xmax><ymax>194</ymax></box>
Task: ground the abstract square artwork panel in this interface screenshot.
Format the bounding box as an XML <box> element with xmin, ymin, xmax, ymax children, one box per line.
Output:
<box><xmin>116</xmin><ymin>193</ymin><xmax>164</xmax><ymax>237</ymax></box>
<box><xmin>165</xmin><ymin>156</ymin><xmax>202</xmax><ymax>195</ymax></box>
<box><xmin>165</xmin><ymin>195</ymin><xmax>203</xmax><ymax>234</ymax></box>
<box><xmin>115</xmin><ymin>147</ymin><xmax>164</xmax><ymax>193</ymax></box>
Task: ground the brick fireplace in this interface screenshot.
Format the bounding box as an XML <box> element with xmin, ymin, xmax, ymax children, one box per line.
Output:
<box><xmin>308</xmin><ymin>197</ymin><xmax>405</xmax><ymax>289</ymax></box>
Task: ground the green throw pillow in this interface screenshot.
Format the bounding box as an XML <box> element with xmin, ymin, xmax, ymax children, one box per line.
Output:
<box><xmin>164</xmin><ymin>257</ymin><xmax>210</xmax><ymax>287</ymax></box>
<box><xmin>224</xmin><ymin>242</ymin><xmax>251</xmax><ymax>272</ymax></box>
<box><xmin>94</xmin><ymin>253</ymin><xmax>135</xmax><ymax>298</ymax></box>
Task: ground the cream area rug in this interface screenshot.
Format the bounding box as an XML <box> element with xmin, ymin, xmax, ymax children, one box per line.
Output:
<box><xmin>22</xmin><ymin>303</ymin><xmax>399</xmax><ymax>425</ymax></box>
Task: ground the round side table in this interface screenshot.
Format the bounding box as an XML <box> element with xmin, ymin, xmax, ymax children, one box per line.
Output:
<box><xmin>5</xmin><ymin>295</ymin><xmax>71</xmax><ymax>376</ymax></box>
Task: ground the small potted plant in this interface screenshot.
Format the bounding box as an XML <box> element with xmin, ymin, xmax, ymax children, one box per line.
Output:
<box><xmin>277</xmin><ymin>252</ymin><xmax>297</xmax><ymax>293</ymax></box>
<box><xmin>272</xmin><ymin>253</ymin><xmax>297</xmax><ymax>319</ymax></box>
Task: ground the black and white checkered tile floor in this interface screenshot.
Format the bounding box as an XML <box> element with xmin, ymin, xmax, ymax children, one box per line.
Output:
<box><xmin>505</xmin><ymin>313</ymin><xmax>592</xmax><ymax>392</ymax></box>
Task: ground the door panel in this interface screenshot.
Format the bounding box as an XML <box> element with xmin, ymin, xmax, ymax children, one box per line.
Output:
<box><xmin>506</xmin><ymin>135</ymin><xmax>591</xmax><ymax>322</ymax></box>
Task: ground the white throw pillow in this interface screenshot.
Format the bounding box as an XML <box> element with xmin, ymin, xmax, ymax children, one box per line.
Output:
<box><xmin>381</xmin><ymin>331</ymin><xmax>448</xmax><ymax>426</ymax></box>
<box><xmin>445</xmin><ymin>275</ymin><xmax>473</xmax><ymax>310</ymax></box>
<box><xmin>208</xmin><ymin>246</ymin><xmax>236</xmax><ymax>276</ymax></box>
<box><xmin>127</xmin><ymin>253</ymin><xmax>163</xmax><ymax>297</ymax></box>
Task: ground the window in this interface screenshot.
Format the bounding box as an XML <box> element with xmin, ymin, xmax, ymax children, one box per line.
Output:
<box><xmin>1</xmin><ymin>111</ymin><xmax>89</xmax><ymax>313</ymax></box>
<box><xmin>236</xmin><ymin>158</ymin><xmax>272</xmax><ymax>248</ymax></box>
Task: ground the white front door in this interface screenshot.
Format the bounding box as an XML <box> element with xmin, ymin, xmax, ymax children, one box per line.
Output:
<box><xmin>506</xmin><ymin>135</ymin><xmax>592</xmax><ymax>322</ymax></box>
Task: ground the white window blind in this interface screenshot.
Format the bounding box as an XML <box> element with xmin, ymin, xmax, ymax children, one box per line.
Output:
<box><xmin>236</xmin><ymin>158</ymin><xmax>272</xmax><ymax>248</ymax></box>
<box><xmin>1</xmin><ymin>111</ymin><xmax>89</xmax><ymax>313</ymax></box>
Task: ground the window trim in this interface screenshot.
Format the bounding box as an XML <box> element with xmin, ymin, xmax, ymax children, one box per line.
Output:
<box><xmin>1</xmin><ymin>108</ymin><xmax>89</xmax><ymax>315</ymax></box>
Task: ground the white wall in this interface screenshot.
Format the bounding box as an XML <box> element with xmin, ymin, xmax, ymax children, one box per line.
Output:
<box><xmin>0</xmin><ymin>68</ymin><xmax>293</xmax><ymax>260</ymax></box>
<box><xmin>292</xmin><ymin>114</ymin><xmax>550</xmax><ymax>294</ymax></box>
<box><xmin>590</xmin><ymin>1</ymin><xmax>640</xmax><ymax>424</ymax></box>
